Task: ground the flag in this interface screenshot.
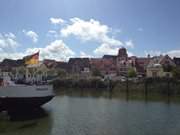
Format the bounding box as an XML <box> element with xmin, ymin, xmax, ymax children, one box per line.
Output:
<box><xmin>24</xmin><ymin>51</ymin><xmax>39</xmax><ymax>65</ymax></box>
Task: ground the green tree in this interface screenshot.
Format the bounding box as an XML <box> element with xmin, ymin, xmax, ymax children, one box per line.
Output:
<box><xmin>163</xmin><ymin>65</ymin><xmax>173</xmax><ymax>72</ymax></box>
<box><xmin>128</xmin><ymin>68</ymin><xmax>137</xmax><ymax>78</ymax></box>
<box><xmin>92</xmin><ymin>68</ymin><xmax>102</xmax><ymax>77</ymax></box>
<box><xmin>172</xmin><ymin>67</ymin><xmax>180</xmax><ymax>79</ymax></box>
<box><xmin>57</xmin><ymin>69</ymin><xmax>67</xmax><ymax>78</ymax></box>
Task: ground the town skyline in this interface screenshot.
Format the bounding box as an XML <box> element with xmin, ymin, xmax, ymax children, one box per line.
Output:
<box><xmin>0</xmin><ymin>0</ymin><xmax>180</xmax><ymax>61</ymax></box>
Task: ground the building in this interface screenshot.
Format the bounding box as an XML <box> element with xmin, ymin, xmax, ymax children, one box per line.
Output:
<box><xmin>25</xmin><ymin>62</ymin><xmax>50</xmax><ymax>83</ymax></box>
<box><xmin>174</xmin><ymin>57</ymin><xmax>180</xmax><ymax>67</ymax></box>
<box><xmin>90</xmin><ymin>58</ymin><xmax>116</xmax><ymax>75</ymax></box>
<box><xmin>54</xmin><ymin>61</ymin><xmax>70</xmax><ymax>72</ymax></box>
<box><xmin>146</xmin><ymin>55</ymin><xmax>176</xmax><ymax>78</ymax></box>
<box><xmin>91</xmin><ymin>48</ymin><xmax>137</xmax><ymax>76</ymax></box>
<box><xmin>135</xmin><ymin>55</ymin><xmax>151</xmax><ymax>76</ymax></box>
<box><xmin>146</xmin><ymin>64</ymin><xmax>164</xmax><ymax>78</ymax></box>
<box><xmin>116</xmin><ymin>48</ymin><xmax>136</xmax><ymax>76</ymax></box>
<box><xmin>0</xmin><ymin>59</ymin><xmax>24</xmax><ymax>79</ymax></box>
<box><xmin>68</xmin><ymin>58</ymin><xmax>91</xmax><ymax>75</ymax></box>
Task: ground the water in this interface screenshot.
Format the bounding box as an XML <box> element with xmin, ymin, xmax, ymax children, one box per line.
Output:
<box><xmin>1</xmin><ymin>89</ymin><xmax>180</xmax><ymax>135</ymax></box>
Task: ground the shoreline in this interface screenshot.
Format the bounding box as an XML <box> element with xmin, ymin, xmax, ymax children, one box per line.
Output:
<box><xmin>52</xmin><ymin>78</ymin><xmax>180</xmax><ymax>96</ymax></box>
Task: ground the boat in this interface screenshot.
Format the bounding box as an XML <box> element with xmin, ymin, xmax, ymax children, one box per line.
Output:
<box><xmin>0</xmin><ymin>84</ymin><xmax>54</xmax><ymax>110</ymax></box>
<box><xmin>0</xmin><ymin>52</ymin><xmax>55</xmax><ymax>111</ymax></box>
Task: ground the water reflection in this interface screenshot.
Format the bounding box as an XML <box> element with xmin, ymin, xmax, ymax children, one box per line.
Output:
<box><xmin>0</xmin><ymin>107</ymin><xmax>52</xmax><ymax>135</ymax></box>
<box><xmin>1</xmin><ymin>89</ymin><xmax>180</xmax><ymax>135</ymax></box>
<box><xmin>8</xmin><ymin>107</ymin><xmax>48</xmax><ymax>121</ymax></box>
<box><xmin>56</xmin><ymin>88</ymin><xmax>180</xmax><ymax>104</ymax></box>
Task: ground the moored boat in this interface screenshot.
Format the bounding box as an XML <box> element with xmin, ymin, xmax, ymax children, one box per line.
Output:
<box><xmin>0</xmin><ymin>52</ymin><xmax>55</xmax><ymax>111</ymax></box>
<box><xmin>0</xmin><ymin>84</ymin><xmax>54</xmax><ymax>110</ymax></box>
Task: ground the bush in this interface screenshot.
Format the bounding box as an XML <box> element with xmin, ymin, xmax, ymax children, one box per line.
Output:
<box><xmin>172</xmin><ymin>67</ymin><xmax>180</xmax><ymax>79</ymax></box>
<box><xmin>128</xmin><ymin>68</ymin><xmax>137</xmax><ymax>78</ymax></box>
<box><xmin>92</xmin><ymin>68</ymin><xmax>103</xmax><ymax>77</ymax></box>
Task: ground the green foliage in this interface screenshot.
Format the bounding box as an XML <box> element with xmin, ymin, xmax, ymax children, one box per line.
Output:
<box><xmin>92</xmin><ymin>68</ymin><xmax>102</xmax><ymax>77</ymax></box>
<box><xmin>128</xmin><ymin>68</ymin><xmax>137</xmax><ymax>78</ymax></box>
<box><xmin>57</xmin><ymin>69</ymin><xmax>67</xmax><ymax>77</ymax></box>
<box><xmin>163</xmin><ymin>65</ymin><xmax>173</xmax><ymax>72</ymax></box>
<box><xmin>47</xmin><ymin>69</ymin><xmax>56</xmax><ymax>75</ymax></box>
<box><xmin>172</xmin><ymin>67</ymin><xmax>180</xmax><ymax>79</ymax></box>
<box><xmin>37</xmin><ymin>70</ymin><xmax>42</xmax><ymax>75</ymax></box>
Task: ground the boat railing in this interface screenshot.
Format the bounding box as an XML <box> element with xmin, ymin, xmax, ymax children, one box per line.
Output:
<box><xmin>14</xmin><ymin>79</ymin><xmax>49</xmax><ymax>86</ymax></box>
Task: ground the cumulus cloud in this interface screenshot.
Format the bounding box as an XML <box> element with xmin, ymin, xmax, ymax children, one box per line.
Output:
<box><xmin>80</xmin><ymin>51</ymin><xmax>92</xmax><ymax>58</ymax></box>
<box><xmin>0</xmin><ymin>51</ymin><xmax>24</xmax><ymax>61</ymax></box>
<box><xmin>166</xmin><ymin>50</ymin><xmax>180</xmax><ymax>58</ymax></box>
<box><xmin>0</xmin><ymin>38</ymin><xmax>74</xmax><ymax>61</ymax></box>
<box><xmin>48</xmin><ymin>30</ymin><xmax>57</xmax><ymax>34</ymax></box>
<box><xmin>47</xmin><ymin>30</ymin><xmax>59</xmax><ymax>38</ymax></box>
<box><xmin>94</xmin><ymin>43</ymin><xmax>120</xmax><ymax>55</ymax></box>
<box><xmin>59</xmin><ymin>18</ymin><xmax>139</xmax><ymax>56</ymax></box>
<box><xmin>25</xmin><ymin>40</ymin><xmax>75</xmax><ymax>61</ymax></box>
<box><xmin>127</xmin><ymin>51</ymin><xmax>134</xmax><ymax>57</ymax></box>
<box><xmin>0</xmin><ymin>33</ymin><xmax>19</xmax><ymax>51</ymax></box>
<box><xmin>23</xmin><ymin>30</ymin><xmax>38</xmax><ymax>43</ymax></box>
<box><xmin>144</xmin><ymin>50</ymin><xmax>162</xmax><ymax>56</ymax></box>
<box><xmin>125</xmin><ymin>40</ymin><xmax>134</xmax><ymax>49</ymax></box>
<box><xmin>61</xmin><ymin>18</ymin><xmax>123</xmax><ymax>46</ymax></box>
<box><xmin>50</xmin><ymin>17</ymin><xmax>65</xmax><ymax>25</ymax></box>
<box><xmin>94</xmin><ymin>43</ymin><xmax>134</xmax><ymax>57</ymax></box>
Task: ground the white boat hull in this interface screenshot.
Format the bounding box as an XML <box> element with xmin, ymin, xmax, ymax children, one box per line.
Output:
<box><xmin>0</xmin><ymin>85</ymin><xmax>55</xmax><ymax>110</ymax></box>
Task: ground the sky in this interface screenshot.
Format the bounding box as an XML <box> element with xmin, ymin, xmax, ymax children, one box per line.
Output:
<box><xmin>0</xmin><ymin>0</ymin><xmax>180</xmax><ymax>61</ymax></box>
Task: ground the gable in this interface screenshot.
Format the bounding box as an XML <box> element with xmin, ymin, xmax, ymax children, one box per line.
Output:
<box><xmin>160</xmin><ymin>55</ymin><xmax>176</xmax><ymax>66</ymax></box>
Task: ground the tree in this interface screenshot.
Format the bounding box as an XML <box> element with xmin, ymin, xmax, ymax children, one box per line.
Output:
<box><xmin>172</xmin><ymin>67</ymin><xmax>180</xmax><ymax>79</ymax></box>
<box><xmin>92</xmin><ymin>68</ymin><xmax>102</xmax><ymax>77</ymax></box>
<box><xmin>57</xmin><ymin>69</ymin><xmax>67</xmax><ymax>78</ymax></box>
<box><xmin>128</xmin><ymin>68</ymin><xmax>137</xmax><ymax>78</ymax></box>
<box><xmin>163</xmin><ymin>65</ymin><xmax>173</xmax><ymax>72</ymax></box>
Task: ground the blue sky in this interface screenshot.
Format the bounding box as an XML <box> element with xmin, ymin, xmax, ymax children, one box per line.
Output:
<box><xmin>0</xmin><ymin>0</ymin><xmax>180</xmax><ymax>61</ymax></box>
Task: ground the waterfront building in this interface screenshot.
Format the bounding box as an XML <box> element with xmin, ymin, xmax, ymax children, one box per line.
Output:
<box><xmin>68</xmin><ymin>58</ymin><xmax>91</xmax><ymax>75</ymax></box>
<box><xmin>135</xmin><ymin>55</ymin><xmax>152</xmax><ymax>76</ymax></box>
<box><xmin>146</xmin><ymin>55</ymin><xmax>176</xmax><ymax>78</ymax></box>
<box><xmin>173</xmin><ymin>57</ymin><xmax>180</xmax><ymax>67</ymax></box>
<box><xmin>0</xmin><ymin>59</ymin><xmax>24</xmax><ymax>79</ymax></box>
<box><xmin>1</xmin><ymin>48</ymin><xmax>180</xmax><ymax>79</ymax></box>
<box><xmin>25</xmin><ymin>62</ymin><xmax>49</xmax><ymax>83</ymax></box>
<box><xmin>116</xmin><ymin>48</ymin><xmax>136</xmax><ymax>76</ymax></box>
<box><xmin>90</xmin><ymin>58</ymin><xmax>116</xmax><ymax>76</ymax></box>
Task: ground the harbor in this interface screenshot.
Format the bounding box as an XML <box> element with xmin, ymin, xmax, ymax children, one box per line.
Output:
<box><xmin>1</xmin><ymin>0</ymin><xmax>180</xmax><ymax>134</ymax></box>
<box><xmin>1</xmin><ymin>89</ymin><xmax>180</xmax><ymax>135</ymax></box>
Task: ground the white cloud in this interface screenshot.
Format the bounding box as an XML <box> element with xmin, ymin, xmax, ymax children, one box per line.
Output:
<box><xmin>0</xmin><ymin>51</ymin><xmax>24</xmax><ymax>61</ymax></box>
<box><xmin>144</xmin><ymin>49</ymin><xmax>180</xmax><ymax>58</ymax></box>
<box><xmin>80</xmin><ymin>51</ymin><xmax>92</xmax><ymax>58</ymax></box>
<box><xmin>5</xmin><ymin>32</ymin><xmax>16</xmax><ymax>39</ymax></box>
<box><xmin>61</xmin><ymin>18</ymin><xmax>123</xmax><ymax>46</ymax></box>
<box><xmin>127</xmin><ymin>51</ymin><xmax>134</xmax><ymax>57</ymax></box>
<box><xmin>94</xmin><ymin>43</ymin><xmax>134</xmax><ymax>57</ymax></box>
<box><xmin>61</xmin><ymin>18</ymin><xmax>125</xmax><ymax>56</ymax></box>
<box><xmin>0</xmin><ymin>39</ymin><xmax>74</xmax><ymax>61</ymax></box>
<box><xmin>144</xmin><ymin>50</ymin><xmax>162</xmax><ymax>56</ymax></box>
<box><xmin>125</xmin><ymin>40</ymin><xmax>134</xmax><ymax>49</ymax></box>
<box><xmin>48</xmin><ymin>30</ymin><xmax>57</xmax><ymax>34</ymax></box>
<box><xmin>23</xmin><ymin>30</ymin><xmax>38</xmax><ymax>43</ymax></box>
<box><xmin>47</xmin><ymin>30</ymin><xmax>59</xmax><ymax>38</ymax></box>
<box><xmin>166</xmin><ymin>50</ymin><xmax>180</xmax><ymax>58</ymax></box>
<box><xmin>94</xmin><ymin>43</ymin><xmax>120</xmax><ymax>56</ymax></box>
<box><xmin>25</xmin><ymin>40</ymin><xmax>75</xmax><ymax>61</ymax></box>
<box><xmin>0</xmin><ymin>33</ymin><xmax>19</xmax><ymax>51</ymax></box>
<box><xmin>50</xmin><ymin>17</ymin><xmax>65</xmax><ymax>25</ymax></box>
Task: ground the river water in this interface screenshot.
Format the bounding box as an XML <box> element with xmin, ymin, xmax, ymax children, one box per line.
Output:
<box><xmin>1</xmin><ymin>89</ymin><xmax>180</xmax><ymax>135</ymax></box>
